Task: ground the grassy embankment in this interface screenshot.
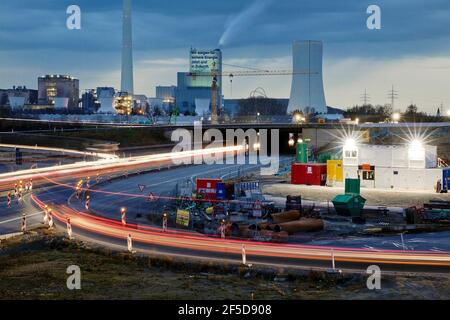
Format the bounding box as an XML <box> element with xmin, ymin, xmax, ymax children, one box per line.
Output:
<box><xmin>1</xmin><ymin>228</ymin><xmax>450</xmax><ymax>300</ymax></box>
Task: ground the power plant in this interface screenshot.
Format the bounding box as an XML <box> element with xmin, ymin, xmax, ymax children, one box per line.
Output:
<box><xmin>2</xmin><ymin>4</ymin><xmax>334</xmax><ymax>119</ymax></box>
<box><xmin>287</xmin><ymin>40</ymin><xmax>327</xmax><ymax>115</ymax></box>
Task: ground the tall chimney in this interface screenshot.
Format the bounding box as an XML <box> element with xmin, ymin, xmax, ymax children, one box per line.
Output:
<box><xmin>121</xmin><ymin>0</ymin><xmax>134</xmax><ymax>95</ymax></box>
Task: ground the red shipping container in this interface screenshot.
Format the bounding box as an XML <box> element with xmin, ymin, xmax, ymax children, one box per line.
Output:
<box><xmin>196</xmin><ymin>178</ymin><xmax>222</xmax><ymax>200</ymax></box>
<box><xmin>291</xmin><ymin>163</ymin><xmax>327</xmax><ymax>186</ymax></box>
<box><xmin>291</xmin><ymin>163</ymin><xmax>307</xmax><ymax>185</ymax></box>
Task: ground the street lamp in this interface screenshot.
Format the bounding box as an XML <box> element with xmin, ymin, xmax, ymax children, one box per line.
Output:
<box><xmin>392</xmin><ymin>113</ymin><xmax>401</xmax><ymax>123</ymax></box>
<box><xmin>344</xmin><ymin>138</ymin><xmax>357</xmax><ymax>151</ymax></box>
<box><xmin>288</xmin><ymin>133</ymin><xmax>295</xmax><ymax>147</ymax></box>
<box><xmin>408</xmin><ymin>139</ymin><xmax>425</xmax><ymax>161</ymax></box>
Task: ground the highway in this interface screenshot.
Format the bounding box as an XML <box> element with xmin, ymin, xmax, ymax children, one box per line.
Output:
<box><xmin>1</xmin><ymin>145</ymin><xmax>450</xmax><ymax>274</ymax></box>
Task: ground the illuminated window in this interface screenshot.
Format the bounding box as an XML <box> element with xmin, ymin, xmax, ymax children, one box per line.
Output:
<box><xmin>344</xmin><ymin>150</ymin><xmax>358</xmax><ymax>158</ymax></box>
<box><xmin>362</xmin><ymin>171</ymin><xmax>374</xmax><ymax>181</ymax></box>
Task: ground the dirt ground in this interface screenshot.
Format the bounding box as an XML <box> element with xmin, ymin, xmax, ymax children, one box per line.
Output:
<box><xmin>1</xmin><ymin>229</ymin><xmax>450</xmax><ymax>300</ymax></box>
<box><xmin>263</xmin><ymin>183</ymin><xmax>450</xmax><ymax>208</ymax></box>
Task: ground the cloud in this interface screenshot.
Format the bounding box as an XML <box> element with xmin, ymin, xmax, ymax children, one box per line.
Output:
<box><xmin>0</xmin><ymin>0</ymin><xmax>449</xmax><ymax>113</ymax></box>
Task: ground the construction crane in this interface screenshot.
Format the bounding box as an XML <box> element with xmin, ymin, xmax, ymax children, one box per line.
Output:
<box><xmin>187</xmin><ymin>68</ymin><xmax>318</xmax><ymax>123</ymax></box>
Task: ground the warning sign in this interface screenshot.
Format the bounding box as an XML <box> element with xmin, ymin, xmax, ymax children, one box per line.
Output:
<box><xmin>176</xmin><ymin>209</ymin><xmax>190</xmax><ymax>227</ymax></box>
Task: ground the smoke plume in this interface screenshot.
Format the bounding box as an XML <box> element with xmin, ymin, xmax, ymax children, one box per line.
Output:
<box><xmin>218</xmin><ymin>0</ymin><xmax>274</xmax><ymax>47</ymax></box>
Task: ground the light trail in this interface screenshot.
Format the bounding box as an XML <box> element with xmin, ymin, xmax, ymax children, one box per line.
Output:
<box><xmin>5</xmin><ymin>144</ymin><xmax>450</xmax><ymax>271</ymax></box>
<box><xmin>0</xmin><ymin>145</ymin><xmax>243</xmax><ymax>190</ymax></box>
<box><xmin>0</xmin><ymin>143</ymin><xmax>118</xmax><ymax>160</ymax></box>
<box><xmin>32</xmin><ymin>195</ymin><xmax>450</xmax><ymax>268</ymax></box>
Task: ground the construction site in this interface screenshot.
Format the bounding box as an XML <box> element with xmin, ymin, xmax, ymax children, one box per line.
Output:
<box><xmin>123</xmin><ymin>123</ymin><xmax>450</xmax><ymax>248</ymax></box>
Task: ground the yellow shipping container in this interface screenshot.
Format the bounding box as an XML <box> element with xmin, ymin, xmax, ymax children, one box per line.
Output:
<box><xmin>327</xmin><ymin>160</ymin><xmax>343</xmax><ymax>183</ymax></box>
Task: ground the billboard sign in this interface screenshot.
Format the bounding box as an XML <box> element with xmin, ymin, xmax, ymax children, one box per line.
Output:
<box><xmin>190</xmin><ymin>49</ymin><xmax>220</xmax><ymax>73</ymax></box>
<box><xmin>188</xmin><ymin>49</ymin><xmax>221</xmax><ymax>88</ymax></box>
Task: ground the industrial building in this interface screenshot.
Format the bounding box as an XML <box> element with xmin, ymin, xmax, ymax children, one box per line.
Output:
<box><xmin>0</xmin><ymin>86</ymin><xmax>38</xmax><ymax>109</ymax></box>
<box><xmin>81</xmin><ymin>90</ymin><xmax>100</xmax><ymax>113</ymax></box>
<box><xmin>224</xmin><ymin>98</ymin><xmax>289</xmax><ymax>116</ymax></box>
<box><xmin>175</xmin><ymin>48</ymin><xmax>222</xmax><ymax>114</ymax></box>
<box><xmin>156</xmin><ymin>86</ymin><xmax>176</xmax><ymax>104</ymax></box>
<box><xmin>38</xmin><ymin>75</ymin><xmax>79</xmax><ymax>110</ymax></box>
<box><xmin>153</xmin><ymin>86</ymin><xmax>175</xmax><ymax>112</ymax></box>
<box><xmin>148</xmin><ymin>98</ymin><xmax>164</xmax><ymax>113</ymax></box>
<box><xmin>287</xmin><ymin>40</ymin><xmax>327</xmax><ymax>115</ymax></box>
<box><xmin>114</xmin><ymin>92</ymin><xmax>133</xmax><ymax>115</ymax></box>
<box><xmin>134</xmin><ymin>94</ymin><xmax>149</xmax><ymax>114</ymax></box>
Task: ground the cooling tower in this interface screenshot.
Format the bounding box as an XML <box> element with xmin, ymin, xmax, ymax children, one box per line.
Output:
<box><xmin>287</xmin><ymin>40</ymin><xmax>327</xmax><ymax>115</ymax></box>
<box><xmin>54</xmin><ymin>97</ymin><xmax>69</xmax><ymax>109</ymax></box>
<box><xmin>195</xmin><ymin>98</ymin><xmax>211</xmax><ymax>117</ymax></box>
<box><xmin>121</xmin><ymin>0</ymin><xmax>134</xmax><ymax>95</ymax></box>
<box><xmin>8</xmin><ymin>96</ymin><xmax>25</xmax><ymax>109</ymax></box>
<box><xmin>97</xmin><ymin>87</ymin><xmax>117</xmax><ymax>113</ymax></box>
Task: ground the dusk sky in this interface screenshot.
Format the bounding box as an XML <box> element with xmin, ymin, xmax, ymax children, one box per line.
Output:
<box><xmin>0</xmin><ymin>0</ymin><xmax>449</xmax><ymax>112</ymax></box>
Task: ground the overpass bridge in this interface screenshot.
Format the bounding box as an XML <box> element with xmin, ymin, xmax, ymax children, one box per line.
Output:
<box><xmin>2</xmin><ymin>116</ymin><xmax>449</xmax><ymax>130</ymax></box>
<box><xmin>1</xmin><ymin>117</ymin><xmax>449</xmax><ymax>154</ymax></box>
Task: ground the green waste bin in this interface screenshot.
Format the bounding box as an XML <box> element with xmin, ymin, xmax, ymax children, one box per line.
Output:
<box><xmin>332</xmin><ymin>194</ymin><xmax>366</xmax><ymax>218</ymax></box>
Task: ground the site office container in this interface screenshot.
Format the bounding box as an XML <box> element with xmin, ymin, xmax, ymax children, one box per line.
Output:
<box><xmin>196</xmin><ymin>178</ymin><xmax>222</xmax><ymax>200</ymax></box>
<box><xmin>216</xmin><ymin>182</ymin><xmax>226</xmax><ymax>200</ymax></box>
<box><xmin>327</xmin><ymin>160</ymin><xmax>343</xmax><ymax>183</ymax></box>
<box><xmin>291</xmin><ymin>163</ymin><xmax>327</xmax><ymax>186</ymax></box>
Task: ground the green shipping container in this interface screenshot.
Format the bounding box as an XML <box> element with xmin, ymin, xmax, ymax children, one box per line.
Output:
<box><xmin>345</xmin><ymin>178</ymin><xmax>361</xmax><ymax>195</ymax></box>
<box><xmin>296</xmin><ymin>143</ymin><xmax>308</xmax><ymax>163</ymax></box>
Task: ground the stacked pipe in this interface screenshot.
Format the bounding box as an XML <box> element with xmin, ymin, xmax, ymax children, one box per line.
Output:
<box><xmin>266</xmin><ymin>210</ymin><xmax>324</xmax><ymax>235</ymax></box>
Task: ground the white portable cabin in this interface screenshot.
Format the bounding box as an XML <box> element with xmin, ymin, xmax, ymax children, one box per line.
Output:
<box><xmin>341</xmin><ymin>143</ymin><xmax>442</xmax><ymax>191</ymax></box>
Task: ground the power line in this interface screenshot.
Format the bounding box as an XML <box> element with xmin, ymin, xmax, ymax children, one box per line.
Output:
<box><xmin>387</xmin><ymin>85</ymin><xmax>399</xmax><ymax>110</ymax></box>
<box><xmin>360</xmin><ymin>89</ymin><xmax>370</xmax><ymax>106</ymax></box>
